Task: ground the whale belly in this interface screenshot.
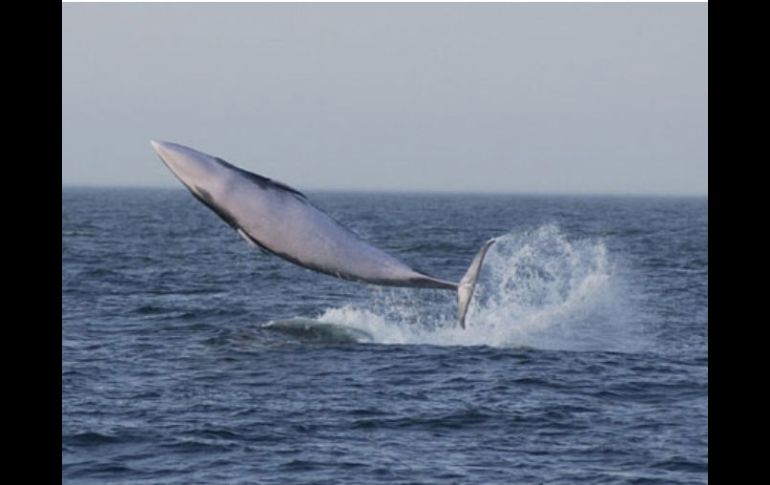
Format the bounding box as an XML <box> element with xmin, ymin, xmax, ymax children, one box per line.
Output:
<box><xmin>227</xmin><ymin>184</ymin><xmax>419</xmax><ymax>284</ymax></box>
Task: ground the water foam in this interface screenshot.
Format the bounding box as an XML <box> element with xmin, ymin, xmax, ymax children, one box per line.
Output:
<box><xmin>315</xmin><ymin>224</ymin><xmax>641</xmax><ymax>351</ymax></box>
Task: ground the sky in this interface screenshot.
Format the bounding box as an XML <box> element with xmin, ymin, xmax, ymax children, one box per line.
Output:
<box><xmin>62</xmin><ymin>3</ymin><xmax>707</xmax><ymax>195</ymax></box>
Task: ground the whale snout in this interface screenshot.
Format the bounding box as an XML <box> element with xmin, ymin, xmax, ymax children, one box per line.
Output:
<box><xmin>151</xmin><ymin>139</ymin><xmax>225</xmax><ymax>190</ymax></box>
<box><xmin>150</xmin><ymin>139</ymin><xmax>174</xmax><ymax>163</ymax></box>
<box><xmin>151</xmin><ymin>140</ymin><xmax>193</xmax><ymax>170</ymax></box>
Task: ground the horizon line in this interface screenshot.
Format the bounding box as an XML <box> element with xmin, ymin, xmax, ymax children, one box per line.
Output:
<box><xmin>61</xmin><ymin>183</ymin><xmax>707</xmax><ymax>198</ymax></box>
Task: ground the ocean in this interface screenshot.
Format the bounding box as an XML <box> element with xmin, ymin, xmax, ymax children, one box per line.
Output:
<box><xmin>62</xmin><ymin>188</ymin><xmax>707</xmax><ymax>484</ymax></box>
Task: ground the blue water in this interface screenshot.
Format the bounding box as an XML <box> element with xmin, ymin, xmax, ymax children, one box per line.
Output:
<box><xmin>62</xmin><ymin>188</ymin><xmax>707</xmax><ymax>484</ymax></box>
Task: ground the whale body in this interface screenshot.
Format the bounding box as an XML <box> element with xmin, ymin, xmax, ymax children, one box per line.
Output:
<box><xmin>151</xmin><ymin>140</ymin><xmax>494</xmax><ymax>328</ymax></box>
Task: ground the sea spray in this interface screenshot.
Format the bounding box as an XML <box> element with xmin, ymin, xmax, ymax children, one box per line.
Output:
<box><xmin>310</xmin><ymin>224</ymin><xmax>644</xmax><ymax>351</ymax></box>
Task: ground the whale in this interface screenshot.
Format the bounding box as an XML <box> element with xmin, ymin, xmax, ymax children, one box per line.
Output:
<box><xmin>151</xmin><ymin>140</ymin><xmax>494</xmax><ymax>328</ymax></box>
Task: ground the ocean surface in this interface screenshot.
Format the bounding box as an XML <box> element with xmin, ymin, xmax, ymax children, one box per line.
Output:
<box><xmin>62</xmin><ymin>188</ymin><xmax>708</xmax><ymax>484</ymax></box>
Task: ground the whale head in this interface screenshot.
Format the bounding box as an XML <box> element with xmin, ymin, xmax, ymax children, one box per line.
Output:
<box><xmin>151</xmin><ymin>140</ymin><xmax>229</xmax><ymax>190</ymax></box>
<box><xmin>151</xmin><ymin>140</ymin><xmax>247</xmax><ymax>228</ymax></box>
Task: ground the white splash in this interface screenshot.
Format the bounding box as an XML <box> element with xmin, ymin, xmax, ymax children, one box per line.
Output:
<box><xmin>315</xmin><ymin>224</ymin><xmax>643</xmax><ymax>351</ymax></box>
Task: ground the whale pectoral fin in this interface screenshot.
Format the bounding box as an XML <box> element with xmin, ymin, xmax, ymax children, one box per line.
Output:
<box><xmin>457</xmin><ymin>238</ymin><xmax>496</xmax><ymax>329</ymax></box>
<box><xmin>237</xmin><ymin>228</ymin><xmax>271</xmax><ymax>255</ymax></box>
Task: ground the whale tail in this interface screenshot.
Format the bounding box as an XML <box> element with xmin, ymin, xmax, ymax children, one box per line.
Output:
<box><xmin>457</xmin><ymin>238</ymin><xmax>496</xmax><ymax>329</ymax></box>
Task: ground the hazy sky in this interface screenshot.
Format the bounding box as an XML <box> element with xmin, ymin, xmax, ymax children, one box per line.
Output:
<box><xmin>62</xmin><ymin>3</ymin><xmax>707</xmax><ymax>195</ymax></box>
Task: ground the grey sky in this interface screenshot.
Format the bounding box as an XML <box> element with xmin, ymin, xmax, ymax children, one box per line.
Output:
<box><xmin>62</xmin><ymin>3</ymin><xmax>707</xmax><ymax>195</ymax></box>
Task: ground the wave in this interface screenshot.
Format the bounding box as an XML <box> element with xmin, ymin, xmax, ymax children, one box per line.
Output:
<box><xmin>263</xmin><ymin>318</ymin><xmax>374</xmax><ymax>344</ymax></box>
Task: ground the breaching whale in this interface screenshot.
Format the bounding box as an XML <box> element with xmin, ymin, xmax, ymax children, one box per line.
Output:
<box><xmin>151</xmin><ymin>140</ymin><xmax>494</xmax><ymax>328</ymax></box>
